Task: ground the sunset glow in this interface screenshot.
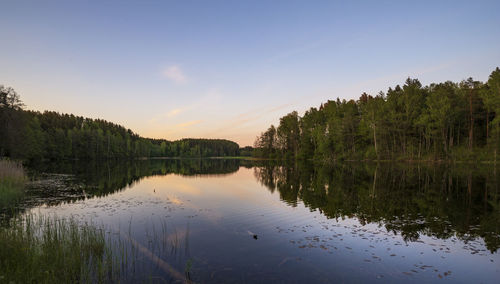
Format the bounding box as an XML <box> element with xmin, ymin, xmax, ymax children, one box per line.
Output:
<box><xmin>1</xmin><ymin>1</ymin><xmax>499</xmax><ymax>146</ymax></box>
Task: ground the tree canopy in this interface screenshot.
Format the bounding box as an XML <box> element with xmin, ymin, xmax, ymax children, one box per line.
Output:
<box><xmin>0</xmin><ymin>88</ymin><xmax>240</xmax><ymax>160</ymax></box>
<box><xmin>255</xmin><ymin>67</ymin><xmax>500</xmax><ymax>161</ymax></box>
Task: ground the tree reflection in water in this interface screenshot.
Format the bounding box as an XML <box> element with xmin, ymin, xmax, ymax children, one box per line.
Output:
<box><xmin>254</xmin><ymin>161</ymin><xmax>500</xmax><ymax>252</ymax></box>
<box><xmin>6</xmin><ymin>159</ymin><xmax>500</xmax><ymax>253</ymax></box>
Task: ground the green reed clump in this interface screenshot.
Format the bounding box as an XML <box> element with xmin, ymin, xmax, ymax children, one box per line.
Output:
<box><xmin>0</xmin><ymin>159</ymin><xmax>26</xmax><ymax>207</ymax></box>
<box><xmin>0</xmin><ymin>214</ymin><xmax>119</xmax><ymax>283</ymax></box>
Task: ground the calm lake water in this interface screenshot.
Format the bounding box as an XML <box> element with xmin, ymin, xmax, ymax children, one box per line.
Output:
<box><xmin>7</xmin><ymin>159</ymin><xmax>500</xmax><ymax>283</ymax></box>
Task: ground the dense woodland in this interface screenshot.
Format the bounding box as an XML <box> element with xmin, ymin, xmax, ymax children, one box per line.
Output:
<box><xmin>255</xmin><ymin>68</ymin><xmax>500</xmax><ymax>161</ymax></box>
<box><xmin>0</xmin><ymin>87</ymin><xmax>239</xmax><ymax>160</ymax></box>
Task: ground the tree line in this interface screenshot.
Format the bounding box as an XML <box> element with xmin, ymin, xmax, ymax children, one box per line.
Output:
<box><xmin>0</xmin><ymin>86</ymin><xmax>239</xmax><ymax>160</ymax></box>
<box><xmin>254</xmin><ymin>68</ymin><xmax>500</xmax><ymax>161</ymax></box>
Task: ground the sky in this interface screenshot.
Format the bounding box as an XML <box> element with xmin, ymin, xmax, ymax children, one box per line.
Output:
<box><xmin>1</xmin><ymin>0</ymin><xmax>500</xmax><ymax>146</ymax></box>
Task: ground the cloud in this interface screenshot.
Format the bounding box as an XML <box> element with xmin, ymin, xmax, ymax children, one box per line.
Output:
<box><xmin>147</xmin><ymin>108</ymin><xmax>185</xmax><ymax>124</ymax></box>
<box><xmin>147</xmin><ymin>88</ymin><xmax>222</xmax><ymax>125</ymax></box>
<box><xmin>162</xmin><ymin>65</ymin><xmax>187</xmax><ymax>83</ymax></box>
<box><xmin>167</xmin><ymin>108</ymin><xmax>183</xmax><ymax>117</ymax></box>
<box><xmin>202</xmin><ymin>102</ymin><xmax>295</xmax><ymax>137</ymax></box>
<box><xmin>175</xmin><ymin>120</ymin><xmax>202</xmax><ymax>128</ymax></box>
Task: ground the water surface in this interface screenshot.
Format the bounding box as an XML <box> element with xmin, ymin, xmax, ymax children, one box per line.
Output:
<box><xmin>11</xmin><ymin>160</ymin><xmax>500</xmax><ymax>283</ymax></box>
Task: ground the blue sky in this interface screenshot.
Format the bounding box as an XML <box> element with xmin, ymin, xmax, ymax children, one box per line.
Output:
<box><xmin>1</xmin><ymin>0</ymin><xmax>499</xmax><ymax>146</ymax></box>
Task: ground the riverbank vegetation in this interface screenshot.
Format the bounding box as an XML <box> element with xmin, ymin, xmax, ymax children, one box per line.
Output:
<box><xmin>0</xmin><ymin>160</ymin><xmax>26</xmax><ymax>207</ymax></box>
<box><xmin>0</xmin><ymin>213</ymin><xmax>191</xmax><ymax>283</ymax></box>
<box><xmin>254</xmin><ymin>68</ymin><xmax>500</xmax><ymax>162</ymax></box>
<box><xmin>0</xmin><ymin>214</ymin><xmax>116</xmax><ymax>283</ymax></box>
<box><xmin>0</xmin><ymin>86</ymin><xmax>239</xmax><ymax>160</ymax></box>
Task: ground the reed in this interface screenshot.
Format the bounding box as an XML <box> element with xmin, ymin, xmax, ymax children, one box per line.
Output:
<box><xmin>0</xmin><ymin>213</ymin><xmax>191</xmax><ymax>283</ymax></box>
<box><xmin>0</xmin><ymin>214</ymin><xmax>119</xmax><ymax>283</ymax></box>
<box><xmin>0</xmin><ymin>159</ymin><xmax>26</xmax><ymax>207</ymax></box>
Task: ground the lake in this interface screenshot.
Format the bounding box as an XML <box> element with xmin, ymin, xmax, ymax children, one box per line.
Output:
<box><xmin>5</xmin><ymin>159</ymin><xmax>500</xmax><ymax>283</ymax></box>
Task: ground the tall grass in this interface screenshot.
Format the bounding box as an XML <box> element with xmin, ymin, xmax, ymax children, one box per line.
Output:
<box><xmin>0</xmin><ymin>214</ymin><xmax>118</xmax><ymax>283</ymax></box>
<box><xmin>0</xmin><ymin>160</ymin><xmax>191</xmax><ymax>282</ymax></box>
<box><xmin>0</xmin><ymin>159</ymin><xmax>26</xmax><ymax>207</ymax></box>
<box><xmin>0</xmin><ymin>213</ymin><xmax>191</xmax><ymax>283</ymax></box>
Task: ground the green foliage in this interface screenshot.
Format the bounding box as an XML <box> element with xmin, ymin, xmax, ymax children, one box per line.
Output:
<box><xmin>0</xmin><ymin>89</ymin><xmax>240</xmax><ymax>160</ymax></box>
<box><xmin>0</xmin><ymin>214</ymin><xmax>116</xmax><ymax>283</ymax></box>
<box><xmin>254</xmin><ymin>68</ymin><xmax>500</xmax><ymax>161</ymax></box>
<box><xmin>239</xmin><ymin>146</ymin><xmax>254</xmax><ymax>156</ymax></box>
<box><xmin>0</xmin><ymin>160</ymin><xmax>26</xmax><ymax>207</ymax></box>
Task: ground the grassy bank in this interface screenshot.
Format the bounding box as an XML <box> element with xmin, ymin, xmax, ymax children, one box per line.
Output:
<box><xmin>0</xmin><ymin>214</ymin><xmax>117</xmax><ymax>283</ymax></box>
<box><xmin>0</xmin><ymin>212</ymin><xmax>191</xmax><ymax>283</ymax></box>
<box><xmin>0</xmin><ymin>160</ymin><xmax>26</xmax><ymax>207</ymax></box>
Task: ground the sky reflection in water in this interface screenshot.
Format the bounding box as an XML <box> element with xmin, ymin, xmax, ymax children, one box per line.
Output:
<box><xmin>26</xmin><ymin>160</ymin><xmax>500</xmax><ymax>283</ymax></box>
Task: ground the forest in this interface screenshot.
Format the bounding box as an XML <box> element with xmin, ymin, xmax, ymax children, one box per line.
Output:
<box><xmin>254</xmin><ymin>68</ymin><xmax>500</xmax><ymax>161</ymax></box>
<box><xmin>0</xmin><ymin>87</ymin><xmax>240</xmax><ymax>160</ymax></box>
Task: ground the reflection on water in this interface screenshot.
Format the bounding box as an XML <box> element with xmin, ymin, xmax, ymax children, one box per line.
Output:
<box><xmin>23</xmin><ymin>159</ymin><xmax>240</xmax><ymax>205</ymax></box>
<box><xmin>1</xmin><ymin>159</ymin><xmax>241</xmax><ymax>223</ymax></box>
<box><xmin>4</xmin><ymin>159</ymin><xmax>500</xmax><ymax>282</ymax></box>
<box><xmin>254</xmin><ymin>162</ymin><xmax>500</xmax><ymax>253</ymax></box>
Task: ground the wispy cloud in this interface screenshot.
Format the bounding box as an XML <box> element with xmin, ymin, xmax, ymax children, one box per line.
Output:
<box><xmin>147</xmin><ymin>107</ymin><xmax>185</xmax><ymax>124</ymax></box>
<box><xmin>162</xmin><ymin>65</ymin><xmax>187</xmax><ymax>83</ymax></box>
<box><xmin>203</xmin><ymin>102</ymin><xmax>295</xmax><ymax>136</ymax></box>
<box><xmin>176</xmin><ymin>120</ymin><xmax>202</xmax><ymax>128</ymax></box>
<box><xmin>167</xmin><ymin>108</ymin><xmax>183</xmax><ymax>117</ymax></box>
<box><xmin>148</xmin><ymin>88</ymin><xmax>222</xmax><ymax>125</ymax></box>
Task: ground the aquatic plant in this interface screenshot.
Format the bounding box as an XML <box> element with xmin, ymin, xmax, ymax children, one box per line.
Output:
<box><xmin>0</xmin><ymin>159</ymin><xmax>26</xmax><ymax>207</ymax></box>
<box><xmin>0</xmin><ymin>212</ymin><xmax>193</xmax><ymax>283</ymax></box>
<box><xmin>0</xmin><ymin>214</ymin><xmax>120</xmax><ymax>283</ymax></box>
